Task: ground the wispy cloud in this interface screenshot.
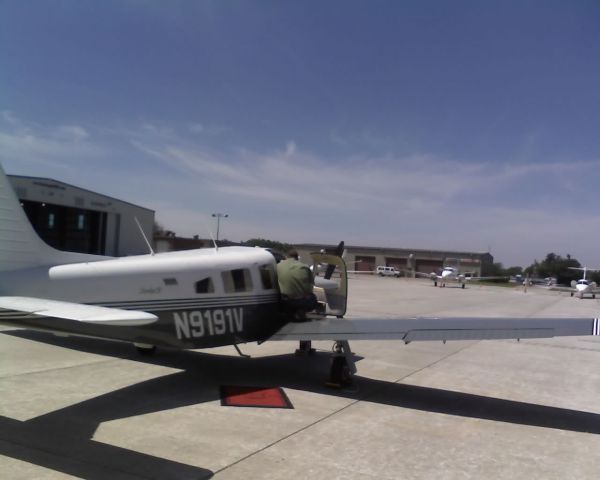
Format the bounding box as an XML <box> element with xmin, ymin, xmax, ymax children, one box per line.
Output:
<box><xmin>0</xmin><ymin>113</ymin><xmax>101</xmax><ymax>170</ymax></box>
<box><xmin>131</xmin><ymin>134</ymin><xmax>488</xmax><ymax>212</ymax></box>
<box><xmin>2</xmin><ymin>110</ymin><xmax>19</xmax><ymax>126</ymax></box>
<box><xmin>126</xmin><ymin>128</ymin><xmax>600</xmax><ymax>265</ymax></box>
<box><xmin>2</xmin><ymin>115</ymin><xmax>599</xmax><ymax>266</ymax></box>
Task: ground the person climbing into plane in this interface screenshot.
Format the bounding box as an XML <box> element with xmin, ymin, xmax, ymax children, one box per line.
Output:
<box><xmin>276</xmin><ymin>249</ymin><xmax>318</xmax><ymax>321</ymax></box>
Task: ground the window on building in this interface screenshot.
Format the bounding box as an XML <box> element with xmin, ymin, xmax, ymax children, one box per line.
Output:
<box><xmin>195</xmin><ymin>277</ymin><xmax>214</xmax><ymax>294</ymax></box>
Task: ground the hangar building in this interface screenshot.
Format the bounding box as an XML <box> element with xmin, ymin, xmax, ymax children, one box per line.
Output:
<box><xmin>8</xmin><ymin>175</ymin><xmax>154</xmax><ymax>257</ymax></box>
<box><xmin>295</xmin><ymin>243</ymin><xmax>493</xmax><ymax>277</ymax></box>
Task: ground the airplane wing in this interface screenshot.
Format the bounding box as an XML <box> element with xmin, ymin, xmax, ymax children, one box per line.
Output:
<box><xmin>548</xmin><ymin>285</ymin><xmax>575</xmax><ymax>293</ymax></box>
<box><xmin>414</xmin><ymin>272</ymin><xmax>438</xmax><ymax>280</ymax></box>
<box><xmin>270</xmin><ymin>316</ymin><xmax>600</xmax><ymax>342</ymax></box>
<box><xmin>0</xmin><ymin>296</ymin><xmax>158</xmax><ymax>328</ymax></box>
<box><xmin>465</xmin><ymin>276</ymin><xmax>508</xmax><ymax>282</ymax></box>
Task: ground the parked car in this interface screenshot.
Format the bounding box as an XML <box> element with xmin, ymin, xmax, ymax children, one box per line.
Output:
<box><xmin>376</xmin><ymin>266</ymin><xmax>401</xmax><ymax>277</ymax></box>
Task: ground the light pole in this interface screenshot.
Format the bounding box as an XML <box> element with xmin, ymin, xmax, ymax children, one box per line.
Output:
<box><xmin>211</xmin><ymin>213</ymin><xmax>228</xmax><ymax>243</ymax></box>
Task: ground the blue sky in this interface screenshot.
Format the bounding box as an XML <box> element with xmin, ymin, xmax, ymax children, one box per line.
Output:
<box><xmin>1</xmin><ymin>1</ymin><xmax>599</xmax><ymax>267</ymax></box>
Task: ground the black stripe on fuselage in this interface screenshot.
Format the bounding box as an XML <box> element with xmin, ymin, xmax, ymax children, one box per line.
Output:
<box><xmin>0</xmin><ymin>310</ymin><xmax>36</xmax><ymax>318</ymax></box>
<box><xmin>90</xmin><ymin>294</ymin><xmax>280</xmax><ymax>311</ymax></box>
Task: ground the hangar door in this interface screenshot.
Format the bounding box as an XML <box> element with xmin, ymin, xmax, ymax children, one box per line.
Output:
<box><xmin>385</xmin><ymin>257</ymin><xmax>405</xmax><ymax>271</ymax></box>
<box><xmin>416</xmin><ymin>260</ymin><xmax>443</xmax><ymax>274</ymax></box>
<box><xmin>355</xmin><ymin>255</ymin><xmax>375</xmax><ymax>273</ymax></box>
<box><xmin>20</xmin><ymin>200</ymin><xmax>107</xmax><ymax>255</ymax></box>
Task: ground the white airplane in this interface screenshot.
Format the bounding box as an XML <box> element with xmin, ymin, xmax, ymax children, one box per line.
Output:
<box><xmin>0</xmin><ymin>163</ymin><xmax>599</xmax><ymax>386</ymax></box>
<box><xmin>551</xmin><ymin>267</ymin><xmax>600</xmax><ymax>299</ymax></box>
<box><xmin>417</xmin><ymin>263</ymin><xmax>505</xmax><ymax>289</ymax></box>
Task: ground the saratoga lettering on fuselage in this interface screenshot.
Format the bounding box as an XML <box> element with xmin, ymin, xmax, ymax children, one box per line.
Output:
<box><xmin>174</xmin><ymin>308</ymin><xmax>244</xmax><ymax>339</ymax></box>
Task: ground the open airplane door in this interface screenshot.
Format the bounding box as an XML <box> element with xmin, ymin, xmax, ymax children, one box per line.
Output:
<box><xmin>311</xmin><ymin>252</ymin><xmax>348</xmax><ymax>317</ymax></box>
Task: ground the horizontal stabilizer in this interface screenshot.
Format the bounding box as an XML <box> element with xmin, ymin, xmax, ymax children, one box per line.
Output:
<box><xmin>0</xmin><ymin>296</ymin><xmax>157</xmax><ymax>326</ymax></box>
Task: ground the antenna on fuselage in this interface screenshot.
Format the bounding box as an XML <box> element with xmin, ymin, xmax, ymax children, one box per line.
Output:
<box><xmin>209</xmin><ymin>229</ymin><xmax>218</xmax><ymax>251</ymax></box>
<box><xmin>202</xmin><ymin>220</ymin><xmax>218</xmax><ymax>251</ymax></box>
<box><xmin>134</xmin><ymin>217</ymin><xmax>155</xmax><ymax>256</ymax></box>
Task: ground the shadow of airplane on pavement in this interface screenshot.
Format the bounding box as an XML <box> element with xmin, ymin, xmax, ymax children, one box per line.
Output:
<box><xmin>2</xmin><ymin>329</ymin><xmax>600</xmax><ymax>479</ymax></box>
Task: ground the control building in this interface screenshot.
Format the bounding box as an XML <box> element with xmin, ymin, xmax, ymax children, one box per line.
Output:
<box><xmin>295</xmin><ymin>243</ymin><xmax>493</xmax><ymax>277</ymax></box>
<box><xmin>8</xmin><ymin>175</ymin><xmax>154</xmax><ymax>257</ymax></box>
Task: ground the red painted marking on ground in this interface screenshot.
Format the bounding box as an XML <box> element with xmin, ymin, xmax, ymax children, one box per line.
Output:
<box><xmin>220</xmin><ymin>386</ymin><xmax>293</xmax><ymax>408</ymax></box>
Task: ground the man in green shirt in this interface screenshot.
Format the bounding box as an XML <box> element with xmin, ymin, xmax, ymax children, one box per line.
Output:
<box><xmin>276</xmin><ymin>249</ymin><xmax>317</xmax><ymax>320</ymax></box>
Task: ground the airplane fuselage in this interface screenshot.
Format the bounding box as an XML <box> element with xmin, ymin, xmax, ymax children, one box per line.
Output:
<box><xmin>573</xmin><ymin>280</ymin><xmax>596</xmax><ymax>299</ymax></box>
<box><xmin>0</xmin><ymin>247</ymin><xmax>286</xmax><ymax>349</ymax></box>
<box><xmin>433</xmin><ymin>267</ymin><xmax>466</xmax><ymax>287</ymax></box>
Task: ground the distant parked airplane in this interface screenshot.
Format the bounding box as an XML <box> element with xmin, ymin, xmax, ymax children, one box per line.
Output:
<box><xmin>551</xmin><ymin>267</ymin><xmax>600</xmax><ymax>299</ymax></box>
<box><xmin>416</xmin><ymin>259</ymin><xmax>506</xmax><ymax>289</ymax></box>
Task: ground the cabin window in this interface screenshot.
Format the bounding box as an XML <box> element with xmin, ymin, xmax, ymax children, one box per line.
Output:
<box><xmin>222</xmin><ymin>268</ymin><xmax>253</xmax><ymax>293</ymax></box>
<box><xmin>163</xmin><ymin>277</ymin><xmax>178</xmax><ymax>286</ymax></box>
<box><xmin>259</xmin><ymin>264</ymin><xmax>276</xmax><ymax>290</ymax></box>
<box><xmin>195</xmin><ymin>277</ymin><xmax>215</xmax><ymax>294</ymax></box>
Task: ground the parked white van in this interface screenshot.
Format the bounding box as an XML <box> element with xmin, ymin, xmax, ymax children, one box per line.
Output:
<box><xmin>376</xmin><ymin>266</ymin><xmax>401</xmax><ymax>277</ymax></box>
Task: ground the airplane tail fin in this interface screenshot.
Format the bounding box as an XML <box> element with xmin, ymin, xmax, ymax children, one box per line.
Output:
<box><xmin>0</xmin><ymin>163</ymin><xmax>101</xmax><ymax>272</ymax></box>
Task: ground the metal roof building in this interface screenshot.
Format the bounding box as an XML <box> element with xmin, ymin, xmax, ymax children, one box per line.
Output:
<box><xmin>295</xmin><ymin>243</ymin><xmax>493</xmax><ymax>276</ymax></box>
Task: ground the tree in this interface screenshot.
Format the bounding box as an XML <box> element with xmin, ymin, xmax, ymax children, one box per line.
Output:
<box><xmin>525</xmin><ymin>253</ymin><xmax>581</xmax><ymax>284</ymax></box>
<box><xmin>242</xmin><ymin>238</ymin><xmax>293</xmax><ymax>254</ymax></box>
<box><xmin>482</xmin><ymin>262</ymin><xmax>505</xmax><ymax>277</ymax></box>
<box><xmin>504</xmin><ymin>266</ymin><xmax>523</xmax><ymax>276</ymax></box>
<box><xmin>153</xmin><ymin>221</ymin><xmax>166</xmax><ymax>236</ymax></box>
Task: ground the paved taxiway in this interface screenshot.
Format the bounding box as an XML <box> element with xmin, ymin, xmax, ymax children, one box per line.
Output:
<box><xmin>1</xmin><ymin>276</ymin><xmax>599</xmax><ymax>479</ymax></box>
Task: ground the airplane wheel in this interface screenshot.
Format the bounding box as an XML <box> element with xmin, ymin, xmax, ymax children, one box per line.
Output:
<box><xmin>328</xmin><ymin>356</ymin><xmax>352</xmax><ymax>388</ymax></box>
<box><xmin>434</xmin><ymin>281</ymin><xmax>437</xmax><ymax>287</ymax></box>
<box><xmin>593</xmin><ymin>294</ymin><xmax>596</xmax><ymax>299</ymax></box>
<box><xmin>570</xmin><ymin>292</ymin><xmax>574</xmax><ymax>297</ymax></box>
<box><xmin>461</xmin><ymin>283</ymin><xmax>465</xmax><ymax>289</ymax></box>
<box><xmin>135</xmin><ymin>345</ymin><xmax>156</xmax><ymax>356</ymax></box>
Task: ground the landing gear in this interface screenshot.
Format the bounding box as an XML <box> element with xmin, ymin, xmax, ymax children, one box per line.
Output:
<box><xmin>326</xmin><ymin>341</ymin><xmax>356</xmax><ymax>388</ymax></box>
<box><xmin>461</xmin><ymin>283</ymin><xmax>465</xmax><ymax>289</ymax></box>
<box><xmin>434</xmin><ymin>281</ymin><xmax>437</xmax><ymax>287</ymax></box>
<box><xmin>570</xmin><ymin>292</ymin><xmax>574</xmax><ymax>297</ymax></box>
<box><xmin>295</xmin><ymin>340</ymin><xmax>316</xmax><ymax>356</ymax></box>
<box><xmin>134</xmin><ymin>343</ymin><xmax>156</xmax><ymax>356</ymax></box>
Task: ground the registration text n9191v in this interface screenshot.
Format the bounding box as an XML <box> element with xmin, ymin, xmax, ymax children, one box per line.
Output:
<box><xmin>174</xmin><ymin>308</ymin><xmax>244</xmax><ymax>339</ymax></box>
